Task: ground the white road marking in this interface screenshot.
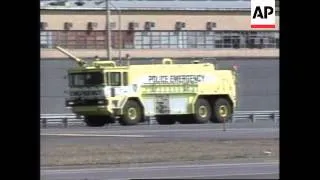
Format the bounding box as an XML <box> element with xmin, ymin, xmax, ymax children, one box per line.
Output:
<box><xmin>41</xmin><ymin>133</ymin><xmax>148</xmax><ymax>138</ymax></box>
<box><xmin>42</xmin><ymin>162</ymin><xmax>278</xmax><ymax>174</ymax></box>
<box><xmin>107</xmin><ymin>172</ymin><xmax>279</xmax><ymax>180</ymax></box>
<box><xmin>42</xmin><ymin>128</ymin><xmax>278</xmax><ymax>135</ymax></box>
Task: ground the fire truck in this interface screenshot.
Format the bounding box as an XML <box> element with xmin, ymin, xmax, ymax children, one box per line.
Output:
<box><xmin>56</xmin><ymin>46</ymin><xmax>238</xmax><ymax>126</ymax></box>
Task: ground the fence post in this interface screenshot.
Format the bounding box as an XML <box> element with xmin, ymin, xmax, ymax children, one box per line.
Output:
<box><xmin>271</xmin><ymin>113</ymin><xmax>277</xmax><ymax>123</ymax></box>
<box><xmin>42</xmin><ymin>118</ymin><xmax>47</xmax><ymax>128</ymax></box>
<box><xmin>230</xmin><ymin>115</ymin><xmax>234</xmax><ymax>123</ymax></box>
<box><xmin>222</xmin><ymin>117</ymin><xmax>226</xmax><ymax>131</ymax></box>
<box><xmin>63</xmin><ymin>118</ymin><xmax>68</xmax><ymax>128</ymax></box>
<box><xmin>148</xmin><ymin>116</ymin><xmax>154</xmax><ymax>125</ymax></box>
<box><xmin>272</xmin><ymin>112</ymin><xmax>279</xmax><ymax>128</ymax></box>
<box><xmin>250</xmin><ymin>114</ymin><xmax>256</xmax><ymax>123</ymax></box>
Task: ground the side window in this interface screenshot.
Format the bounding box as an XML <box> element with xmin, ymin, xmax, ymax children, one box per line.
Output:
<box><xmin>68</xmin><ymin>74</ymin><xmax>73</xmax><ymax>86</ymax></box>
<box><xmin>110</xmin><ymin>72</ymin><xmax>121</xmax><ymax>86</ymax></box>
<box><xmin>105</xmin><ymin>72</ymin><xmax>109</xmax><ymax>84</ymax></box>
<box><xmin>123</xmin><ymin>72</ymin><xmax>128</xmax><ymax>86</ymax></box>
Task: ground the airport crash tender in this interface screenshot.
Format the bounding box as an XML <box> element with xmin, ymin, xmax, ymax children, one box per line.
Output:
<box><xmin>56</xmin><ymin>46</ymin><xmax>238</xmax><ymax>127</ymax></box>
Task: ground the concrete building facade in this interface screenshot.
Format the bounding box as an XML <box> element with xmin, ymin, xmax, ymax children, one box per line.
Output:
<box><xmin>40</xmin><ymin>0</ymin><xmax>279</xmax><ymax>59</ymax></box>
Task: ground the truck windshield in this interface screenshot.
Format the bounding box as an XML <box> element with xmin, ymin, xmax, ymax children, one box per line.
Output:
<box><xmin>68</xmin><ymin>72</ymin><xmax>104</xmax><ymax>87</ymax></box>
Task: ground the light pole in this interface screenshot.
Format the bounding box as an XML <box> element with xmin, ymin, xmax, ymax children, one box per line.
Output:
<box><xmin>106</xmin><ymin>0</ymin><xmax>112</xmax><ymax>60</ymax></box>
<box><xmin>110</xmin><ymin>2</ymin><xmax>122</xmax><ymax>65</ymax></box>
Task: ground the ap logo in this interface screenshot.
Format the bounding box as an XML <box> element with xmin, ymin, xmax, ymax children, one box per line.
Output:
<box><xmin>251</xmin><ymin>0</ymin><xmax>276</xmax><ymax>28</ymax></box>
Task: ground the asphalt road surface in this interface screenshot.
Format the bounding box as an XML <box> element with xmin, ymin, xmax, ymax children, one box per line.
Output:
<box><xmin>43</xmin><ymin>120</ymin><xmax>277</xmax><ymax>130</ymax></box>
<box><xmin>40</xmin><ymin>59</ymin><xmax>279</xmax><ymax>114</ymax></box>
<box><xmin>41</xmin><ymin>123</ymin><xmax>279</xmax><ymax>144</ymax></box>
<box><xmin>41</xmin><ymin>161</ymin><xmax>279</xmax><ymax>180</ymax></box>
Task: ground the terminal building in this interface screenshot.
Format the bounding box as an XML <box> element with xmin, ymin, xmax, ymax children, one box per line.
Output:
<box><xmin>40</xmin><ymin>0</ymin><xmax>280</xmax><ymax>59</ymax></box>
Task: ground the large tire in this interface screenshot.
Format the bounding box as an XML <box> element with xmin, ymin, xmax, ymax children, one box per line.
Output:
<box><xmin>119</xmin><ymin>100</ymin><xmax>142</xmax><ymax>126</ymax></box>
<box><xmin>156</xmin><ymin>115</ymin><xmax>176</xmax><ymax>125</ymax></box>
<box><xmin>211</xmin><ymin>98</ymin><xmax>232</xmax><ymax>123</ymax></box>
<box><xmin>84</xmin><ymin>116</ymin><xmax>107</xmax><ymax>127</ymax></box>
<box><xmin>193</xmin><ymin>98</ymin><xmax>211</xmax><ymax>124</ymax></box>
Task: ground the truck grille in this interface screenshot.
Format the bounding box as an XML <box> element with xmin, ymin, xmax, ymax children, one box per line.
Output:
<box><xmin>65</xmin><ymin>99</ymin><xmax>108</xmax><ymax>107</ymax></box>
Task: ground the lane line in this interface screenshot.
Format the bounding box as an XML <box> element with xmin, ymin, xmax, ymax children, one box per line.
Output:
<box><xmin>42</xmin><ymin>162</ymin><xmax>279</xmax><ymax>174</ymax></box>
<box><xmin>41</xmin><ymin>129</ymin><xmax>278</xmax><ymax>137</ymax></box>
<box><xmin>106</xmin><ymin>172</ymin><xmax>279</xmax><ymax>180</ymax></box>
<box><xmin>42</xmin><ymin>128</ymin><xmax>278</xmax><ymax>134</ymax></box>
<box><xmin>41</xmin><ymin>133</ymin><xmax>148</xmax><ymax>138</ymax></box>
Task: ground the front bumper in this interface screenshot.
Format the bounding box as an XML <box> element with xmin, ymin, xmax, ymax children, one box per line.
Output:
<box><xmin>65</xmin><ymin>99</ymin><xmax>108</xmax><ymax>107</ymax></box>
<box><xmin>65</xmin><ymin>99</ymin><xmax>111</xmax><ymax>115</ymax></box>
<box><xmin>65</xmin><ymin>98</ymin><xmax>124</xmax><ymax>116</ymax></box>
<box><xmin>70</xmin><ymin>106</ymin><xmax>112</xmax><ymax>116</ymax></box>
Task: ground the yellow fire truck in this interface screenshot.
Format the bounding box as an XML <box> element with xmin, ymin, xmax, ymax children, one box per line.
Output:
<box><xmin>56</xmin><ymin>46</ymin><xmax>238</xmax><ymax>126</ymax></box>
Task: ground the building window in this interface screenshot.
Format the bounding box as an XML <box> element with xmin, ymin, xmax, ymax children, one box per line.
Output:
<box><xmin>40</xmin><ymin>31</ymin><xmax>53</xmax><ymax>48</ymax></box>
<box><xmin>41</xmin><ymin>30</ymin><xmax>279</xmax><ymax>50</ymax></box>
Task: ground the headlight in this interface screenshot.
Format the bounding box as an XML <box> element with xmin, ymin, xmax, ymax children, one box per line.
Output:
<box><xmin>68</xmin><ymin>101</ymin><xmax>74</xmax><ymax>105</ymax></box>
<box><xmin>97</xmin><ymin>100</ymin><xmax>106</xmax><ymax>104</ymax></box>
<box><xmin>65</xmin><ymin>100</ymin><xmax>74</xmax><ymax>106</ymax></box>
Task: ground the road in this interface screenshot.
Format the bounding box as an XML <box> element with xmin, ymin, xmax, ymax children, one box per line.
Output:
<box><xmin>40</xmin><ymin>59</ymin><xmax>279</xmax><ymax>114</ymax></box>
<box><xmin>41</xmin><ymin>161</ymin><xmax>279</xmax><ymax>180</ymax></box>
<box><xmin>41</xmin><ymin>123</ymin><xmax>279</xmax><ymax>144</ymax></box>
<box><xmin>41</xmin><ymin>123</ymin><xmax>279</xmax><ymax>179</ymax></box>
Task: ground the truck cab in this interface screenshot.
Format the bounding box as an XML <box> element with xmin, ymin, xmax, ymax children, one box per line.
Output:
<box><xmin>65</xmin><ymin>61</ymin><xmax>134</xmax><ymax>126</ymax></box>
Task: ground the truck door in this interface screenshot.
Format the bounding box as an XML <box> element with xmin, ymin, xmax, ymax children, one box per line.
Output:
<box><xmin>109</xmin><ymin>72</ymin><xmax>130</xmax><ymax>97</ymax></box>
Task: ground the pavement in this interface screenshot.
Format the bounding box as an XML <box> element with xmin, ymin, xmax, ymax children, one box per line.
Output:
<box><xmin>41</xmin><ymin>123</ymin><xmax>279</xmax><ymax>180</ymax></box>
<box><xmin>41</xmin><ymin>161</ymin><xmax>279</xmax><ymax>180</ymax></box>
<box><xmin>40</xmin><ymin>59</ymin><xmax>279</xmax><ymax>114</ymax></box>
<box><xmin>41</xmin><ymin>122</ymin><xmax>279</xmax><ymax>144</ymax></box>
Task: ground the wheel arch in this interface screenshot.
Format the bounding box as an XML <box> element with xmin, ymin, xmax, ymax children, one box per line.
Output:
<box><xmin>124</xmin><ymin>97</ymin><xmax>145</xmax><ymax>122</ymax></box>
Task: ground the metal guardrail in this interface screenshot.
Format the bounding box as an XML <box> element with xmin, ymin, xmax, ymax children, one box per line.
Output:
<box><xmin>40</xmin><ymin>111</ymin><xmax>279</xmax><ymax>128</ymax></box>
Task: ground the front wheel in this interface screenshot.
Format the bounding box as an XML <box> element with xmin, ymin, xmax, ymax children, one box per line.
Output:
<box><xmin>119</xmin><ymin>100</ymin><xmax>142</xmax><ymax>126</ymax></box>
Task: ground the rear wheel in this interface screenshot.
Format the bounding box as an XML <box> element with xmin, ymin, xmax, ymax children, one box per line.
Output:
<box><xmin>178</xmin><ymin>98</ymin><xmax>212</xmax><ymax>124</ymax></box>
<box><xmin>211</xmin><ymin>98</ymin><xmax>232</xmax><ymax>123</ymax></box>
<box><xmin>119</xmin><ymin>100</ymin><xmax>142</xmax><ymax>126</ymax></box>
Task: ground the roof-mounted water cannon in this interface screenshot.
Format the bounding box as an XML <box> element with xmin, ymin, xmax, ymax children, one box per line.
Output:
<box><xmin>55</xmin><ymin>46</ymin><xmax>87</xmax><ymax>67</ymax></box>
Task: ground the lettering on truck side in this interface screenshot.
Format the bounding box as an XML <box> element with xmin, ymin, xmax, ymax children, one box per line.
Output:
<box><xmin>147</xmin><ymin>75</ymin><xmax>205</xmax><ymax>84</ymax></box>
